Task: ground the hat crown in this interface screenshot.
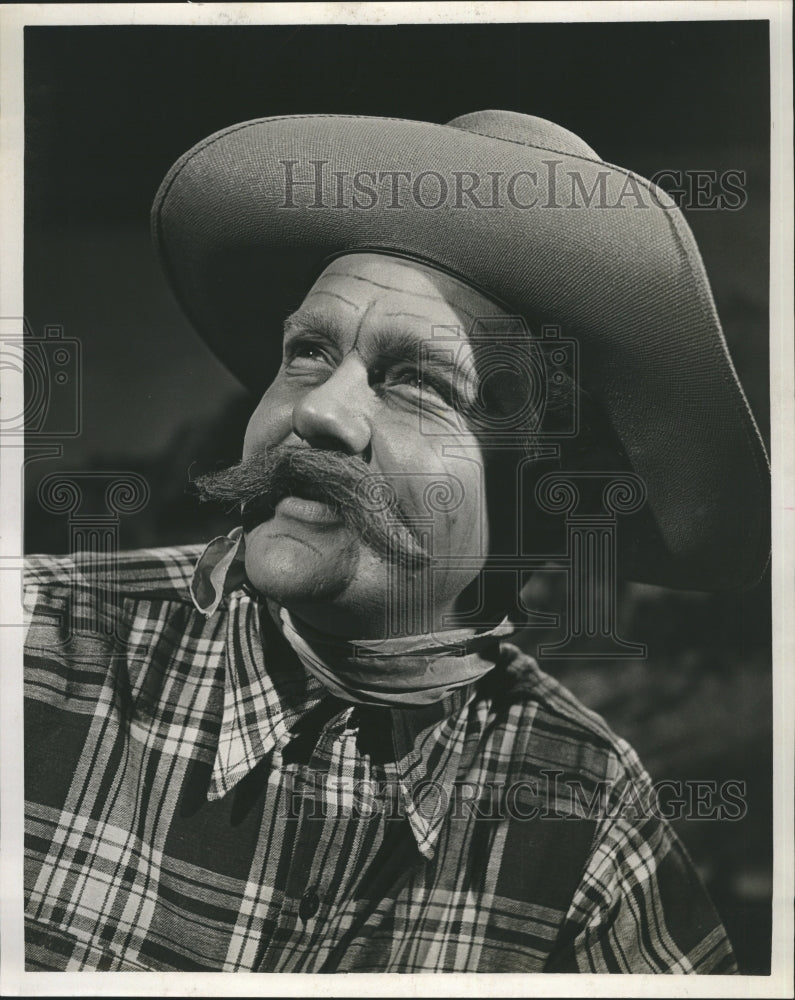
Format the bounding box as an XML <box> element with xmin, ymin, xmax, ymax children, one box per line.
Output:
<box><xmin>446</xmin><ymin>110</ymin><xmax>600</xmax><ymax>161</ymax></box>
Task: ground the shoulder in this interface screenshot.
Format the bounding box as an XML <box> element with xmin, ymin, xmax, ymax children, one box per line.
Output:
<box><xmin>24</xmin><ymin>543</ymin><xmax>210</xmax><ymax>672</ymax></box>
<box><xmin>24</xmin><ymin>543</ymin><xmax>206</xmax><ymax>604</ymax></box>
<box><xmin>23</xmin><ymin>543</ymin><xmax>227</xmax><ymax>714</ymax></box>
<box><xmin>485</xmin><ymin>640</ymin><xmax>648</xmax><ymax>790</ymax></box>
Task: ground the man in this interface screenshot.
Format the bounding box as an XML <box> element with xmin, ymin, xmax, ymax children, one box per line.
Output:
<box><xmin>23</xmin><ymin>111</ymin><xmax>769</xmax><ymax>972</ymax></box>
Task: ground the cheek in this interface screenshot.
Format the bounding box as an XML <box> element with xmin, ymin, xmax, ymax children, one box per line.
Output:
<box><xmin>242</xmin><ymin>385</ymin><xmax>296</xmax><ymax>457</ymax></box>
<box><xmin>446</xmin><ymin>463</ymin><xmax>488</xmax><ymax>555</ymax></box>
<box><xmin>374</xmin><ymin>428</ymin><xmax>487</xmax><ymax>554</ymax></box>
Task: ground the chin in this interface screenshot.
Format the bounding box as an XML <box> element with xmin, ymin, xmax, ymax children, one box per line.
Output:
<box><xmin>243</xmin><ymin>521</ymin><xmax>358</xmax><ymax>604</ymax></box>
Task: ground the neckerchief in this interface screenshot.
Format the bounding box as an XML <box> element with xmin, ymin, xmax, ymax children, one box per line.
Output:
<box><xmin>191</xmin><ymin>528</ymin><xmax>515</xmax><ymax>707</ymax></box>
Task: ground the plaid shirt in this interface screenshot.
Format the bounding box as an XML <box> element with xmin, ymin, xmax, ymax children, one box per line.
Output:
<box><xmin>23</xmin><ymin>544</ymin><xmax>736</xmax><ymax>973</ymax></box>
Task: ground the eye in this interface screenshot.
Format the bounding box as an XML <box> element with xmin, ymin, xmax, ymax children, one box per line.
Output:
<box><xmin>284</xmin><ymin>339</ymin><xmax>332</xmax><ymax>370</ymax></box>
<box><xmin>390</xmin><ymin>367</ymin><xmax>424</xmax><ymax>390</ymax></box>
<box><xmin>295</xmin><ymin>343</ymin><xmax>321</xmax><ymax>359</ymax></box>
<box><xmin>378</xmin><ymin>365</ymin><xmax>450</xmax><ymax>404</ymax></box>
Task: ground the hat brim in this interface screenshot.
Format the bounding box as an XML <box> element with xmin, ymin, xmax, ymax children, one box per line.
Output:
<box><xmin>152</xmin><ymin>114</ymin><xmax>770</xmax><ymax>592</ymax></box>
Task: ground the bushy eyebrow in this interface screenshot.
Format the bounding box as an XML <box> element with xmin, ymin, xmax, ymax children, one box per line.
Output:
<box><xmin>283</xmin><ymin>306</ymin><xmax>343</xmax><ymax>342</ymax></box>
<box><xmin>367</xmin><ymin>326</ymin><xmax>467</xmax><ymax>372</ymax></box>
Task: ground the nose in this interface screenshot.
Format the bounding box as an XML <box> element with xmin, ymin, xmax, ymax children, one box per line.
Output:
<box><xmin>291</xmin><ymin>355</ymin><xmax>372</xmax><ymax>456</ymax></box>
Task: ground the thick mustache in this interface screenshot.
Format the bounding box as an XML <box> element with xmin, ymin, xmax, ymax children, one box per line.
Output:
<box><xmin>191</xmin><ymin>445</ymin><xmax>430</xmax><ymax>565</ymax></box>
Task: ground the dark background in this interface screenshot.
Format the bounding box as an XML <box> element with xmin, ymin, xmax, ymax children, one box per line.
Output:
<box><xmin>23</xmin><ymin>21</ymin><xmax>772</xmax><ymax>973</ymax></box>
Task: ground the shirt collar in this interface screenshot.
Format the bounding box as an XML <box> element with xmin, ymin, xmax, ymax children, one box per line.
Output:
<box><xmin>190</xmin><ymin>525</ymin><xmax>247</xmax><ymax>617</ymax></box>
<box><xmin>192</xmin><ymin>532</ymin><xmax>492</xmax><ymax>858</ymax></box>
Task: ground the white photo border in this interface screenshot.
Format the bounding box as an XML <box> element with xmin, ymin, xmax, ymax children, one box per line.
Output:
<box><xmin>1</xmin><ymin>2</ymin><xmax>792</xmax><ymax>997</ymax></box>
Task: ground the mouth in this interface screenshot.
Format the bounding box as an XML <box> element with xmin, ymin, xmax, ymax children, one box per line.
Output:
<box><xmin>273</xmin><ymin>494</ymin><xmax>345</xmax><ymax>526</ymax></box>
<box><xmin>242</xmin><ymin>482</ymin><xmax>345</xmax><ymax>530</ymax></box>
<box><xmin>234</xmin><ymin>470</ymin><xmax>430</xmax><ymax>565</ymax></box>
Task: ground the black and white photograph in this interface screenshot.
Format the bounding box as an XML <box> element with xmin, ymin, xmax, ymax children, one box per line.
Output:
<box><xmin>0</xmin><ymin>2</ymin><xmax>792</xmax><ymax>994</ymax></box>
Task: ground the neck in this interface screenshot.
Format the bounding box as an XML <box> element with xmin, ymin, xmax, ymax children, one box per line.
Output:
<box><xmin>274</xmin><ymin>603</ymin><xmax>514</xmax><ymax>708</ymax></box>
<box><xmin>283</xmin><ymin>594</ymin><xmax>469</xmax><ymax>641</ymax></box>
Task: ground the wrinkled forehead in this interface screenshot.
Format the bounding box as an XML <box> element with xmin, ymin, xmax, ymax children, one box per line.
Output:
<box><xmin>299</xmin><ymin>252</ymin><xmax>511</xmax><ymax>342</ymax></box>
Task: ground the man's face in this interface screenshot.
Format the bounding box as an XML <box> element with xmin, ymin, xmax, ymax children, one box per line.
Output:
<box><xmin>242</xmin><ymin>253</ymin><xmax>511</xmax><ymax>637</ymax></box>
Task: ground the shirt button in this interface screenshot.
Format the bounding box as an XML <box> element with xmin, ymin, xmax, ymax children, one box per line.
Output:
<box><xmin>299</xmin><ymin>888</ymin><xmax>320</xmax><ymax>921</ymax></box>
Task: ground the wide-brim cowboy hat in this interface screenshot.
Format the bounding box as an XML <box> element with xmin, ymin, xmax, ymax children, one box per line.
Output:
<box><xmin>151</xmin><ymin>110</ymin><xmax>770</xmax><ymax>592</ymax></box>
